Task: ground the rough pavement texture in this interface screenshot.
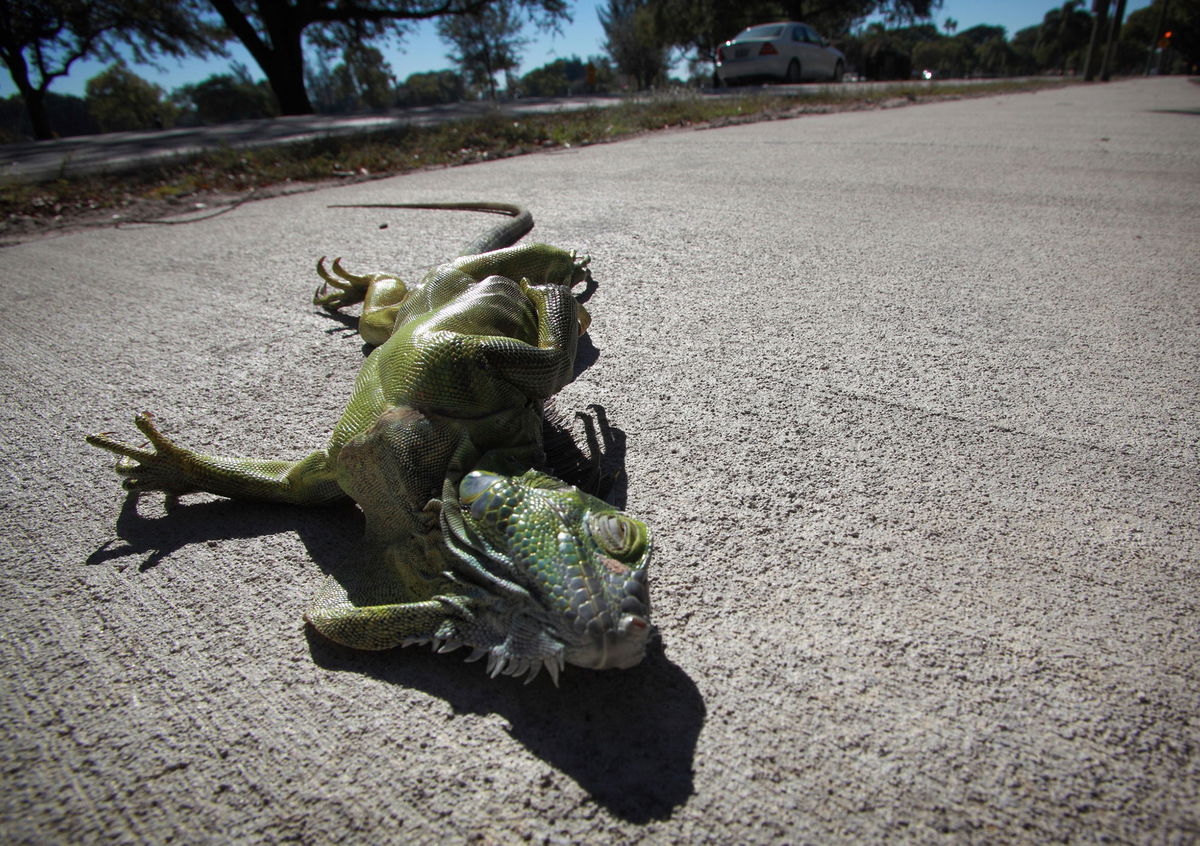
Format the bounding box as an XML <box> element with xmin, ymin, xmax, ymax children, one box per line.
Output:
<box><xmin>1</xmin><ymin>78</ymin><xmax>1197</xmax><ymax>842</ymax></box>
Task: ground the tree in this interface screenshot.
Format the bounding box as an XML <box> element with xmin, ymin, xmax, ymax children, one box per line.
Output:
<box><xmin>600</xmin><ymin>0</ymin><xmax>668</xmax><ymax>89</ymax></box>
<box><xmin>340</xmin><ymin>45</ymin><xmax>397</xmax><ymax>107</ymax></box>
<box><xmin>648</xmin><ymin>0</ymin><xmax>777</xmax><ymax>72</ymax></box>
<box><xmin>956</xmin><ymin>23</ymin><xmax>1005</xmax><ymax>46</ymax></box>
<box><xmin>206</xmin><ymin>0</ymin><xmax>569</xmax><ymax>116</ymax></box>
<box><xmin>912</xmin><ymin>35</ymin><xmax>965</xmax><ymax>75</ymax></box>
<box><xmin>975</xmin><ymin>35</ymin><xmax>1013</xmax><ymax>76</ymax></box>
<box><xmin>438</xmin><ymin>0</ymin><xmax>526</xmax><ymax>99</ymax></box>
<box><xmin>518</xmin><ymin>54</ymin><xmax>616</xmax><ymax>95</ymax></box>
<box><xmin>0</xmin><ymin>91</ymin><xmax>97</xmax><ymax>140</ymax></box>
<box><xmin>85</xmin><ymin>62</ymin><xmax>174</xmax><ymax>130</ymax></box>
<box><xmin>0</xmin><ymin>0</ymin><xmax>220</xmax><ymax>140</ymax></box>
<box><xmin>307</xmin><ymin>43</ymin><xmax>397</xmax><ymax>110</ymax></box>
<box><xmin>395</xmin><ymin>69</ymin><xmax>465</xmax><ymax>106</ymax></box>
<box><xmin>1035</xmin><ymin>0</ymin><xmax>1094</xmax><ymax>74</ymax></box>
<box><xmin>173</xmin><ymin>65</ymin><xmax>278</xmax><ymax>123</ymax></box>
<box><xmin>1120</xmin><ymin>0</ymin><xmax>1200</xmax><ymax>74</ymax></box>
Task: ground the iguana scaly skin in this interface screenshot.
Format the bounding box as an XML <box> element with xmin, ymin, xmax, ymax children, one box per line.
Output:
<box><xmin>88</xmin><ymin>203</ymin><xmax>653</xmax><ymax>684</ymax></box>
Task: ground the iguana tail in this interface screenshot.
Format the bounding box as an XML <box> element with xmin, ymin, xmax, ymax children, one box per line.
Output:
<box><xmin>327</xmin><ymin>202</ymin><xmax>533</xmax><ymax>257</ymax></box>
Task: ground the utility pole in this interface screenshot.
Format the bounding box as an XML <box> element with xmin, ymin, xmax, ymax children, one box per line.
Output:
<box><xmin>1100</xmin><ymin>0</ymin><xmax>1129</xmax><ymax>81</ymax></box>
<box><xmin>1145</xmin><ymin>0</ymin><xmax>1171</xmax><ymax>75</ymax></box>
<box><xmin>1084</xmin><ymin>0</ymin><xmax>1111</xmax><ymax>80</ymax></box>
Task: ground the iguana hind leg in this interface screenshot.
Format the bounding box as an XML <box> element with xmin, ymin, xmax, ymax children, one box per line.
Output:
<box><xmin>314</xmin><ymin>257</ymin><xmax>416</xmax><ymax>346</ymax></box>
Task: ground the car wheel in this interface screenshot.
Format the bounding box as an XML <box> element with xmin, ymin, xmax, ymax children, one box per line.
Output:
<box><xmin>832</xmin><ymin>61</ymin><xmax>844</xmax><ymax>83</ymax></box>
<box><xmin>785</xmin><ymin>60</ymin><xmax>802</xmax><ymax>83</ymax></box>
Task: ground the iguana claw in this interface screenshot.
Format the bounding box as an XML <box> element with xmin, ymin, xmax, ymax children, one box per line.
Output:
<box><xmin>85</xmin><ymin>412</ymin><xmax>201</xmax><ymax>496</ymax></box>
<box><xmin>314</xmin><ymin>256</ymin><xmax>371</xmax><ymax>311</ymax></box>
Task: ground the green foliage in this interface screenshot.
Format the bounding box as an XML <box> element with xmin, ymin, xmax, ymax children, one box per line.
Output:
<box><xmin>85</xmin><ymin>62</ymin><xmax>175</xmax><ymax>131</ymax></box>
<box><xmin>975</xmin><ymin>36</ymin><xmax>1014</xmax><ymax>76</ymax></box>
<box><xmin>210</xmin><ymin>0</ymin><xmax>570</xmax><ymax>115</ymax></box>
<box><xmin>957</xmin><ymin>24</ymin><xmax>1006</xmax><ymax>46</ymax></box>
<box><xmin>1120</xmin><ymin>0</ymin><xmax>1200</xmax><ymax>74</ymax></box>
<box><xmin>1033</xmin><ymin>0</ymin><xmax>1093</xmax><ymax>74</ymax></box>
<box><xmin>651</xmin><ymin>0</ymin><xmax>781</xmax><ymax>68</ymax></box>
<box><xmin>839</xmin><ymin>0</ymin><xmax>1200</xmax><ymax>81</ymax></box>
<box><xmin>0</xmin><ymin>0</ymin><xmax>221</xmax><ymax>139</ymax></box>
<box><xmin>307</xmin><ymin>45</ymin><xmax>397</xmax><ymax>112</ymax></box>
<box><xmin>396</xmin><ymin>70</ymin><xmax>467</xmax><ymax>107</ymax></box>
<box><xmin>173</xmin><ymin>69</ymin><xmax>279</xmax><ymax>124</ymax></box>
<box><xmin>340</xmin><ymin>47</ymin><xmax>397</xmax><ymax>109</ymax></box>
<box><xmin>0</xmin><ymin>91</ymin><xmax>98</xmax><ymax>141</ymax></box>
<box><xmin>520</xmin><ymin>57</ymin><xmax>579</xmax><ymax>96</ymax></box>
<box><xmin>600</xmin><ymin>0</ymin><xmax>669</xmax><ymax>89</ymax></box>
<box><xmin>438</xmin><ymin>0</ymin><xmax>528</xmax><ymax>99</ymax></box>
<box><xmin>519</xmin><ymin>55</ymin><xmax>615</xmax><ymax>96</ymax></box>
<box><xmin>912</xmin><ymin>37</ymin><xmax>966</xmax><ymax>76</ymax></box>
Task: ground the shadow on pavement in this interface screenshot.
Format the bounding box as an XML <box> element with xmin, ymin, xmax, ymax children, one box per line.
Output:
<box><xmin>308</xmin><ymin>631</ymin><xmax>703</xmax><ymax>823</ymax></box>
<box><xmin>85</xmin><ymin>494</ymin><xmax>362</xmax><ymax>572</ymax></box>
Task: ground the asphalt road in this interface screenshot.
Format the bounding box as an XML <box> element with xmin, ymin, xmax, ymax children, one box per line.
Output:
<box><xmin>1</xmin><ymin>77</ymin><xmax>1197</xmax><ymax>842</ymax></box>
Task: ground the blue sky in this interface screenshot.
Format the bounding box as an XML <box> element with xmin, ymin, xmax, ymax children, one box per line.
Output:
<box><xmin>2</xmin><ymin>0</ymin><xmax>1153</xmax><ymax>99</ymax></box>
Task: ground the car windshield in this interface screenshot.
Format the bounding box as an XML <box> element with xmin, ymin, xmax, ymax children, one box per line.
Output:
<box><xmin>739</xmin><ymin>25</ymin><xmax>785</xmax><ymax>39</ymax></box>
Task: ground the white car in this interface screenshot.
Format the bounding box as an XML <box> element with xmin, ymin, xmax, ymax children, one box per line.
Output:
<box><xmin>716</xmin><ymin>22</ymin><xmax>846</xmax><ymax>86</ymax></box>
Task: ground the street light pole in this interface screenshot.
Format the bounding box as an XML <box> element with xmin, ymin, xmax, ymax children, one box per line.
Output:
<box><xmin>1145</xmin><ymin>0</ymin><xmax>1171</xmax><ymax>75</ymax></box>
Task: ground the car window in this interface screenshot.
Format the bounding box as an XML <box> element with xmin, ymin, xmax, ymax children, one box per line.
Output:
<box><xmin>740</xmin><ymin>25</ymin><xmax>784</xmax><ymax>39</ymax></box>
<box><xmin>805</xmin><ymin>26</ymin><xmax>824</xmax><ymax>44</ymax></box>
<box><xmin>792</xmin><ymin>26</ymin><xmax>803</xmax><ymax>42</ymax></box>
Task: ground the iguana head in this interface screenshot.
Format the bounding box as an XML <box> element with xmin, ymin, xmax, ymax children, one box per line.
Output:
<box><xmin>440</xmin><ymin>469</ymin><xmax>653</xmax><ymax>684</ymax></box>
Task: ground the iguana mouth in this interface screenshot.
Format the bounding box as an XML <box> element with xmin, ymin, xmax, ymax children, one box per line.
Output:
<box><xmin>563</xmin><ymin>559</ymin><xmax>654</xmax><ymax>670</ymax></box>
<box><xmin>565</xmin><ymin>610</ymin><xmax>654</xmax><ymax>670</ymax></box>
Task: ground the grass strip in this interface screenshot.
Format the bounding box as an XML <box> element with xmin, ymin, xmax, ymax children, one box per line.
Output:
<box><xmin>1</xmin><ymin>79</ymin><xmax>1069</xmax><ymax>239</ymax></box>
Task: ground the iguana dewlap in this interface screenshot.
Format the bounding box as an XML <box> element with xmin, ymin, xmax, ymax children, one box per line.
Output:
<box><xmin>88</xmin><ymin>203</ymin><xmax>653</xmax><ymax>684</ymax></box>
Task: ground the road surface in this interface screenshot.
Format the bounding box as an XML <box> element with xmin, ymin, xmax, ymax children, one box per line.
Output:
<box><xmin>1</xmin><ymin>77</ymin><xmax>1196</xmax><ymax>842</ymax></box>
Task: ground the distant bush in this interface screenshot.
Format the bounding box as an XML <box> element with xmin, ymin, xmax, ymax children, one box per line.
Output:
<box><xmin>395</xmin><ymin>70</ymin><xmax>466</xmax><ymax>108</ymax></box>
<box><xmin>173</xmin><ymin>73</ymin><xmax>279</xmax><ymax>125</ymax></box>
<box><xmin>0</xmin><ymin>93</ymin><xmax>100</xmax><ymax>141</ymax></box>
<box><xmin>86</xmin><ymin>64</ymin><xmax>175</xmax><ymax>132</ymax></box>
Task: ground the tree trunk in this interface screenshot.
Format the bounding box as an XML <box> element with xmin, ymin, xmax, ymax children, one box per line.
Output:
<box><xmin>1100</xmin><ymin>0</ymin><xmax>1129</xmax><ymax>80</ymax></box>
<box><xmin>2</xmin><ymin>49</ymin><xmax>55</xmax><ymax>139</ymax></box>
<box><xmin>1084</xmin><ymin>0</ymin><xmax>1110</xmax><ymax>80</ymax></box>
<box><xmin>23</xmin><ymin>88</ymin><xmax>53</xmax><ymax>140</ymax></box>
<box><xmin>262</xmin><ymin>52</ymin><xmax>314</xmax><ymax>114</ymax></box>
<box><xmin>208</xmin><ymin>0</ymin><xmax>315</xmax><ymax>115</ymax></box>
<box><xmin>257</xmin><ymin>3</ymin><xmax>314</xmax><ymax>114</ymax></box>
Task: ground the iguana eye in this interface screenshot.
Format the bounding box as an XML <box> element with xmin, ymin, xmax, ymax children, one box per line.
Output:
<box><xmin>460</xmin><ymin>471</ymin><xmax>502</xmax><ymax>503</ymax></box>
<box><xmin>588</xmin><ymin>513</ymin><xmax>646</xmax><ymax>560</ymax></box>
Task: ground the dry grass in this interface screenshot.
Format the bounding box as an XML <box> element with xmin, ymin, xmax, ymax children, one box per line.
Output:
<box><xmin>0</xmin><ymin>79</ymin><xmax>1069</xmax><ymax>242</ymax></box>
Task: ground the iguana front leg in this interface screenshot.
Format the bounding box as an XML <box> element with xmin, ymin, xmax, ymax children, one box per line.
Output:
<box><xmin>473</xmin><ymin>280</ymin><xmax>584</xmax><ymax>399</ymax></box>
<box><xmin>87</xmin><ymin>412</ymin><xmax>344</xmax><ymax>505</ymax></box>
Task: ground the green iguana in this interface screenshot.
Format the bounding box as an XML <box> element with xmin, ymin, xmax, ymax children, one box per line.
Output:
<box><xmin>87</xmin><ymin>202</ymin><xmax>653</xmax><ymax>684</ymax></box>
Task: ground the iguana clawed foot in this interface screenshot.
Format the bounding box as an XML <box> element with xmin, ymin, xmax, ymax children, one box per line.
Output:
<box><xmin>86</xmin><ymin>412</ymin><xmax>202</xmax><ymax>497</ymax></box>
<box><xmin>313</xmin><ymin>257</ymin><xmax>399</xmax><ymax>312</ymax></box>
